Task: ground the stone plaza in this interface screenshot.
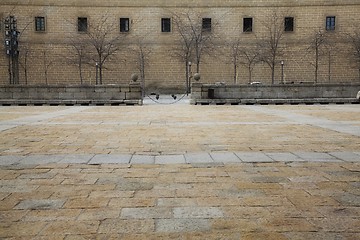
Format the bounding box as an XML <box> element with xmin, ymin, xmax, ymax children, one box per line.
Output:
<box><xmin>0</xmin><ymin>97</ymin><xmax>359</xmax><ymax>239</ymax></box>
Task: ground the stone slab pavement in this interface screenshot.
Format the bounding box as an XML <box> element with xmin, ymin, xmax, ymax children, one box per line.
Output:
<box><xmin>0</xmin><ymin>99</ymin><xmax>359</xmax><ymax>239</ymax></box>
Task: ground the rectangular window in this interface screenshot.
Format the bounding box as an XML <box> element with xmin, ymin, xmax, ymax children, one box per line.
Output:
<box><xmin>35</xmin><ymin>16</ymin><xmax>46</xmax><ymax>32</ymax></box>
<box><xmin>284</xmin><ymin>17</ymin><xmax>294</xmax><ymax>32</ymax></box>
<box><xmin>243</xmin><ymin>18</ymin><xmax>253</xmax><ymax>32</ymax></box>
<box><xmin>326</xmin><ymin>16</ymin><xmax>336</xmax><ymax>31</ymax></box>
<box><xmin>78</xmin><ymin>17</ymin><xmax>88</xmax><ymax>32</ymax></box>
<box><xmin>161</xmin><ymin>18</ymin><xmax>171</xmax><ymax>32</ymax></box>
<box><xmin>202</xmin><ymin>18</ymin><xmax>212</xmax><ymax>32</ymax></box>
<box><xmin>120</xmin><ymin>18</ymin><xmax>130</xmax><ymax>32</ymax></box>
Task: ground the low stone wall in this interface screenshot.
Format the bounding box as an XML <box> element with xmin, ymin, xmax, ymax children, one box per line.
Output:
<box><xmin>191</xmin><ymin>83</ymin><xmax>360</xmax><ymax>105</ymax></box>
<box><xmin>0</xmin><ymin>83</ymin><xmax>143</xmax><ymax>105</ymax></box>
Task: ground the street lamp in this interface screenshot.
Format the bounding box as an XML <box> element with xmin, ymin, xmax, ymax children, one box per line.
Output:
<box><xmin>187</xmin><ymin>61</ymin><xmax>192</xmax><ymax>95</ymax></box>
<box><xmin>280</xmin><ymin>60</ymin><xmax>284</xmax><ymax>84</ymax></box>
<box><xmin>95</xmin><ymin>62</ymin><xmax>99</xmax><ymax>85</ymax></box>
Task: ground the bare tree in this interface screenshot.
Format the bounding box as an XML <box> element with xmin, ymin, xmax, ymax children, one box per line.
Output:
<box><xmin>84</xmin><ymin>13</ymin><xmax>126</xmax><ymax>84</ymax></box>
<box><xmin>347</xmin><ymin>31</ymin><xmax>360</xmax><ymax>82</ymax></box>
<box><xmin>228</xmin><ymin>37</ymin><xmax>242</xmax><ymax>84</ymax></box>
<box><xmin>172</xmin><ymin>10</ymin><xmax>217</xmax><ymax>91</ymax></box>
<box><xmin>42</xmin><ymin>49</ymin><xmax>55</xmax><ymax>85</ymax></box>
<box><xmin>239</xmin><ymin>47</ymin><xmax>260</xmax><ymax>84</ymax></box>
<box><xmin>19</xmin><ymin>42</ymin><xmax>32</xmax><ymax>84</ymax></box>
<box><xmin>257</xmin><ymin>11</ymin><xmax>286</xmax><ymax>84</ymax></box>
<box><xmin>64</xmin><ymin>37</ymin><xmax>91</xmax><ymax>84</ymax></box>
<box><xmin>131</xmin><ymin>38</ymin><xmax>152</xmax><ymax>96</ymax></box>
<box><xmin>172</xmin><ymin>12</ymin><xmax>195</xmax><ymax>93</ymax></box>
<box><xmin>306</xmin><ymin>28</ymin><xmax>332</xmax><ymax>83</ymax></box>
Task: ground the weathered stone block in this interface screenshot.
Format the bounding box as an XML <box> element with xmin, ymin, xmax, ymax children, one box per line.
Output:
<box><xmin>126</xmin><ymin>91</ymin><xmax>142</xmax><ymax>100</ymax></box>
<box><xmin>59</xmin><ymin>92</ymin><xmax>74</xmax><ymax>100</ymax></box>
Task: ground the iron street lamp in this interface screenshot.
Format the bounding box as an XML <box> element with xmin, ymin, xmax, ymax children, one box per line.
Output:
<box><xmin>280</xmin><ymin>60</ymin><xmax>284</xmax><ymax>84</ymax></box>
<box><xmin>187</xmin><ymin>61</ymin><xmax>192</xmax><ymax>95</ymax></box>
<box><xmin>95</xmin><ymin>62</ymin><xmax>99</xmax><ymax>85</ymax></box>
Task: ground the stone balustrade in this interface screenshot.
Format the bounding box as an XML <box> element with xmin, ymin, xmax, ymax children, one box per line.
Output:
<box><xmin>191</xmin><ymin>82</ymin><xmax>360</xmax><ymax>105</ymax></box>
<box><xmin>0</xmin><ymin>83</ymin><xmax>143</xmax><ymax>105</ymax></box>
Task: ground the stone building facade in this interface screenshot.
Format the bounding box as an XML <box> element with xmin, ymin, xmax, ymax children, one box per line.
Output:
<box><xmin>1</xmin><ymin>0</ymin><xmax>360</xmax><ymax>92</ymax></box>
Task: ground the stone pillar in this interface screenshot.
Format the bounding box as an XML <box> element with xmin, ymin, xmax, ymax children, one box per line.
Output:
<box><xmin>126</xmin><ymin>82</ymin><xmax>143</xmax><ymax>105</ymax></box>
<box><xmin>190</xmin><ymin>82</ymin><xmax>203</xmax><ymax>105</ymax></box>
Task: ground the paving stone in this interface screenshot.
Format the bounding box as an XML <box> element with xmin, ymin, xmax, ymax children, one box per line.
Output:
<box><xmin>329</xmin><ymin>151</ymin><xmax>360</xmax><ymax>162</ymax></box>
<box><xmin>121</xmin><ymin>207</ymin><xmax>172</xmax><ymax>219</ymax></box>
<box><xmin>18</xmin><ymin>155</ymin><xmax>65</xmax><ymax>165</ymax></box>
<box><xmin>265</xmin><ymin>152</ymin><xmax>304</xmax><ymax>162</ymax></box>
<box><xmin>23</xmin><ymin>209</ymin><xmax>82</xmax><ymax>221</ymax></box>
<box><xmin>251</xmin><ymin>176</ymin><xmax>289</xmax><ymax>183</ymax></box>
<box><xmin>0</xmin><ymin>155</ymin><xmax>24</xmax><ymax>165</ymax></box>
<box><xmin>284</xmin><ymin>232</ymin><xmax>355</xmax><ymax>240</ymax></box>
<box><xmin>210</xmin><ymin>152</ymin><xmax>241</xmax><ymax>163</ymax></box>
<box><xmin>157</xmin><ymin>198</ymin><xmax>197</xmax><ymax>207</ymax></box>
<box><xmin>0</xmin><ymin>184</ymin><xmax>39</xmax><ymax>193</ymax></box>
<box><xmin>265</xmin><ymin>217</ymin><xmax>318</xmax><ymax>232</ymax></box>
<box><xmin>63</xmin><ymin>197</ymin><xmax>110</xmax><ymax>209</ymax></box>
<box><xmin>58</xmin><ymin>154</ymin><xmax>94</xmax><ymax>164</ymax></box>
<box><xmin>333</xmin><ymin>193</ymin><xmax>360</xmax><ymax>206</ymax></box>
<box><xmin>235</xmin><ymin>152</ymin><xmax>274</xmax><ymax>163</ymax></box>
<box><xmin>185</xmin><ymin>153</ymin><xmax>213</xmax><ymax>163</ymax></box>
<box><xmin>0</xmin><ymin>222</ymin><xmax>48</xmax><ymax>238</ymax></box>
<box><xmin>242</xmin><ymin>232</ymin><xmax>288</xmax><ymax>240</ymax></box>
<box><xmin>155</xmin><ymin>219</ymin><xmax>210</xmax><ymax>232</ymax></box>
<box><xmin>40</xmin><ymin>220</ymin><xmax>100</xmax><ymax>235</ymax></box>
<box><xmin>98</xmin><ymin>219</ymin><xmax>154</xmax><ymax>234</ymax></box>
<box><xmin>0</xmin><ymin>209</ymin><xmax>27</xmax><ymax>222</ymax></box>
<box><xmin>173</xmin><ymin>207</ymin><xmax>224</xmax><ymax>218</ymax></box>
<box><xmin>89</xmin><ymin>154</ymin><xmax>131</xmax><ymax>164</ymax></box>
<box><xmin>108</xmin><ymin>198</ymin><xmax>156</xmax><ymax>208</ymax></box>
<box><xmin>116</xmin><ymin>180</ymin><xmax>154</xmax><ymax>191</ymax></box>
<box><xmin>155</xmin><ymin>155</ymin><xmax>186</xmax><ymax>164</ymax></box>
<box><xmin>288</xmin><ymin>176</ymin><xmax>329</xmax><ymax>183</ymax></box>
<box><xmin>293</xmin><ymin>152</ymin><xmax>341</xmax><ymax>162</ymax></box>
<box><xmin>14</xmin><ymin>199</ymin><xmax>65</xmax><ymax>210</ymax></box>
<box><xmin>130</xmin><ymin>155</ymin><xmax>155</xmax><ymax>164</ymax></box>
<box><xmin>307</xmin><ymin>217</ymin><xmax>360</xmax><ymax>232</ymax></box>
<box><xmin>77</xmin><ymin>208</ymin><xmax>121</xmax><ymax>221</ymax></box>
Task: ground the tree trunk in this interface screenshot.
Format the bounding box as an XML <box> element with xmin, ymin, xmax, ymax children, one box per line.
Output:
<box><xmin>248</xmin><ymin>66</ymin><xmax>252</xmax><ymax>84</ymax></box>
<box><xmin>79</xmin><ymin>61</ymin><xmax>83</xmax><ymax>85</ymax></box>
<box><xmin>233</xmin><ymin>64</ymin><xmax>237</xmax><ymax>84</ymax></box>
<box><xmin>99</xmin><ymin>66</ymin><xmax>103</xmax><ymax>85</ymax></box>
<box><xmin>185</xmin><ymin>61</ymin><xmax>189</xmax><ymax>94</ymax></box>
<box><xmin>271</xmin><ymin>66</ymin><xmax>275</xmax><ymax>84</ymax></box>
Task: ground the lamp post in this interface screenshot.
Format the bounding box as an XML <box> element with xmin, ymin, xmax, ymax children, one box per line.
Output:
<box><xmin>95</xmin><ymin>62</ymin><xmax>99</xmax><ymax>85</ymax></box>
<box><xmin>280</xmin><ymin>60</ymin><xmax>284</xmax><ymax>84</ymax></box>
<box><xmin>187</xmin><ymin>61</ymin><xmax>192</xmax><ymax>95</ymax></box>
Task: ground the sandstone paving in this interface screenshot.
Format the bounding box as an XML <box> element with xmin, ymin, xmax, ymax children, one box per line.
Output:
<box><xmin>0</xmin><ymin>162</ymin><xmax>358</xmax><ymax>239</ymax></box>
<box><xmin>0</xmin><ymin>103</ymin><xmax>360</xmax><ymax>238</ymax></box>
<box><xmin>1</xmin><ymin>104</ymin><xmax>360</xmax><ymax>155</ymax></box>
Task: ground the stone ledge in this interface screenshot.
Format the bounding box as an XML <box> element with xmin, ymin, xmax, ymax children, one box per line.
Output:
<box><xmin>0</xmin><ymin>99</ymin><xmax>143</xmax><ymax>106</ymax></box>
<box><xmin>191</xmin><ymin>98</ymin><xmax>360</xmax><ymax>105</ymax></box>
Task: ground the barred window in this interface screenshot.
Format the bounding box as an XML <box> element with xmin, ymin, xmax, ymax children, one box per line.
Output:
<box><xmin>243</xmin><ymin>18</ymin><xmax>253</xmax><ymax>32</ymax></box>
<box><xmin>161</xmin><ymin>18</ymin><xmax>171</xmax><ymax>32</ymax></box>
<box><xmin>202</xmin><ymin>18</ymin><xmax>212</xmax><ymax>32</ymax></box>
<box><xmin>120</xmin><ymin>18</ymin><xmax>130</xmax><ymax>32</ymax></box>
<box><xmin>78</xmin><ymin>17</ymin><xmax>88</xmax><ymax>32</ymax></box>
<box><xmin>284</xmin><ymin>17</ymin><xmax>294</xmax><ymax>32</ymax></box>
<box><xmin>326</xmin><ymin>16</ymin><xmax>336</xmax><ymax>31</ymax></box>
<box><xmin>35</xmin><ymin>17</ymin><xmax>46</xmax><ymax>32</ymax></box>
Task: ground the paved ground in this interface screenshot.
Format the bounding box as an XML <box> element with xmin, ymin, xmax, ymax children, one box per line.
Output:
<box><xmin>0</xmin><ymin>96</ymin><xmax>359</xmax><ymax>239</ymax></box>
